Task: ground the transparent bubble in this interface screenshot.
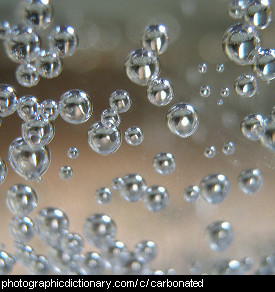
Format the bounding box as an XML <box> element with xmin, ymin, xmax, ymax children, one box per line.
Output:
<box><xmin>125</xmin><ymin>126</ymin><xmax>144</xmax><ymax>146</ymax></box>
<box><xmin>222</xmin><ymin>23</ymin><xmax>261</xmax><ymax>65</ymax></box>
<box><xmin>216</xmin><ymin>63</ymin><xmax>225</xmax><ymax>72</ymax></box>
<box><xmin>204</xmin><ymin>146</ymin><xmax>216</xmax><ymax>158</ymax></box>
<box><xmin>147</xmin><ymin>78</ymin><xmax>174</xmax><ymax>106</ymax></box>
<box><xmin>205</xmin><ymin>221</ymin><xmax>234</xmax><ymax>252</ymax></box>
<box><xmin>134</xmin><ymin>240</ymin><xmax>158</xmax><ymax>263</ymax></box>
<box><xmin>119</xmin><ymin>174</ymin><xmax>147</xmax><ymax>202</ymax></box>
<box><xmin>29</xmin><ymin>255</ymin><xmax>50</xmax><ymax>275</ymax></box>
<box><xmin>21</xmin><ymin>118</ymin><xmax>55</xmax><ymax>148</ymax></box>
<box><xmin>125</xmin><ymin>48</ymin><xmax>160</xmax><ymax>86</ymax></box>
<box><xmin>9</xmin><ymin>216</ymin><xmax>35</xmax><ymax>242</ymax></box>
<box><xmin>166</xmin><ymin>102</ymin><xmax>199</xmax><ymax>138</ymax></box>
<box><xmin>260</xmin><ymin>117</ymin><xmax>275</xmax><ymax>152</ymax></box>
<box><xmin>17</xmin><ymin>95</ymin><xmax>39</xmax><ymax>122</ymax></box>
<box><xmin>220</xmin><ymin>87</ymin><xmax>230</xmax><ymax>97</ymax></box>
<box><xmin>48</xmin><ymin>25</ymin><xmax>79</xmax><ymax>57</ymax></box>
<box><xmin>67</xmin><ymin>147</ymin><xmax>79</xmax><ymax>159</ymax></box>
<box><xmin>0</xmin><ymin>250</ymin><xmax>15</xmax><ymax>275</ymax></box>
<box><xmin>35</xmin><ymin>49</ymin><xmax>63</xmax><ymax>79</ymax></box>
<box><xmin>15</xmin><ymin>62</ymin><xmax>40</xmax><ymax>87</ymax></box>
<box><xmin>143</xmin><ymin>185</ymin><xmax>169</xmax><ymax>212</ymax></box>
<box><xmin>13</xmin><ymin>242</ymin><xmax>36</xmax><ymax>266</ymax></box>
<box><xmin>253</xmin><ymin>48</ymin><xmax>275</xmax><ymax>83</ymax></box>
<box><xmin>234</xmin><ymin>74</ymin><xmax>257</xmax><ymax>98</ymax></box>
<box><xmin>111</xmin><ymin>177</ymin><xmax>124</xmax><ymax>190</ymax></box>
<box><xmin>217</xmin><ymin>98</ymin><xmax>224</xmax><ymax>106</ymax></box>
<box><xmin>77</xmin><ymin>252</ymin><xmax>105</xmax><ymax>275</ymax></box>
<box><xmin>184</xmin><ymin>185</ymin><xmax>200</xmax><ymax>202</ymax></box>
<box><xmin>240</xmin><ymin>113</ymin><xmax>265</xmax><ymax>141</ymax></box>
<box><xmin>228</xmin><ymin>0</ymin><xmax>247</xmax><ymax>19</ymax></box>
<box><xmin>244</xmin><ymin>0</ymin><xmax>272</xmax><ymax>30</ymax></box>
<box><xmin>200</xmin><ymin>85</ymin><xmax>211</xmax><ymax>97</ymax></box>
<box><xmin>238</xmin><ymin>168</ymin><xmax>263</xmax><ymax>194</ymax></box>
<box><xmin>39</xmin><ymin>99</ymin><xmax>59</xmax><ymax>121</ymax></box>
<box><xmin>59</xmin><ymin>89</ymin><xmax>93</xmax><ymax>124</ymax></box>
<box><xmin>0</xmin><ymin>21</ymin><xmax>10</xmax><ymax>40</ymax></box>
<box><xmin>35</xmin><ymin>207</ymin><xmax>69</xmax><ymax>248</ymax></box>
<box><xmin>20</xmin><ymin>0</ymin><xmax>53</xmax><ymax>30</ymax></box>
<box><xmin>4</xmin><ymin>25</ymin><xmax>41</xmax><ymax>63</ymax></box>
<box><xmin>101</xmin><ymin>108</ymin><xmax>120</xmax><ymax>128</ymax></box>
<box><xmin>211</xmin><ymin>259</ymin><xmax>243</xmax><ymax>275</ymax></box>
<box><xmin>83</xmin><ymin>213</ymin><xmax>116</xmax><ymax>249</ymax></box>
<box><xmin>198</xmin><ymin>63</ymin><xmax>207</xmax><ymax>74</ymax></box>
<box><xmin>199</xmin><ymin>173</ymin><xmax>230</xmax><ymax>204</ymax></box>
<box><xmin>60</xmin><ymin>232</ymin><xmax>84</xmax><ymax>256</ymax></box>
<box><xmin>87</xmin><ymin>121</ymin><xmax>121</xmax><ymax>155</ymax></box>
<box><xmin>0</xmin><ymin>84</ymin><xmax>18</xmax><ymax>118</ymax></box>
<box><xmin>109</xmin><ymin>90</ymin><xmax>132</xmax><ymax>113</ymax></box>
<box><xmin>222</xmin><ymin>141</ymin><xmax>235</xmax><ymax>155</ymax></box>
<box><xmin>95</xmin><ymin>187</ymin><xmax>112</xmax><ymax>204</ymax></box>
<box><xmin>142</xmin><ymin>24</ymin><xmax>168</xmax><ymax>55</ymax></box>
<box><xmin>153</xmin><ymin>152</ymin><xmax>176</xmax><ymax>175</ymax></box>
<box><xmin>0</xmin><ymin>157</ymin><xmax>7</xmax><ymax>185</ymax></box>
<box><xmin>120</xmin><ymin>251</ymin><xmax>148</xmax><ymax>275</ymax></box>
<box><xmin>59</xmin><ymin>166</ymin><xmax>73</xmax><ymax>180</ymax></box>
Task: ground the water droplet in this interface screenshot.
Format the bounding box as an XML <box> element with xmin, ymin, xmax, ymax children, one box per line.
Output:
<box><xmin>60</xmin><ymin>232</ymin><xmax>84</xmax><ymax>256</ymax></box>
<box><xmin>253</xmin><ymin>48</ymin><xmax>275</xmax><ymax>83</ymax></box>
<box><xmin>120</xmin><ymin>174</ymin><xmax>147</xmax><ymax>202</ymax></box>
<box><xmin>205</xmin><ymin>221</ymin><xmax>234</xmax><ymax>252</ymax></box>
<box><xmin>166</xmin><ymin>102</ymin><xmax>199</xmax><ymax>138</ymax></box>
<box><xmin>216</xmin><ymin>63</ymin><xmax>225</xmax><ymax>72</ymax></box>
<box><xmin>77</xmin><ymin>252</ymin><xmax>105</xmax><ymax>275</ymax></box>
<box><xmin>125</xmin><ymin>126</ymin><xmax>144</xmax><ymax>146</ymax></box>
<box><xmin>59</xmin><ymin>166</ymin><xmax>73</xmax><ymax>180</ymax></box>
<box><xmin>0</xmin><ymin>21</ymin><xmax>10</xmax><ymax>40</ymax></box>
<box><xmin>67</xmin><ymin>147</ymin><xmax>79</xmax><ymax>159</ymax></box>
<box><xmin>200</xmin><ymin>85</ymin><xmax>211</xmax><ymax>97</ymax></box>
<box><xmin>142</xmin><ymin>24</ymin><xmax>168</xmax><ymax>54</ymax></box>
<box><xmin>39</xmin><ymin>99</ymin><xmax>59</xmax><ymax>121</ymax></box>
<box><xmin>199</xmin><ymin>173</ymin><xmax>230</xmax><ymax>204</ymax></box>
<box><xmin>101</xmin><ymin>108</ymin><xmax>120</xmax><ymax>128</ymax></box>
<box><xmin>204</xmin><ymin>146</ymin><xmax>216</xmax><ymax>158</ymax></box>
<box><xmin>6</xmin><ymin>184</ymin><xmax>38</xmax><ymax>216</ymax></box>
<box><xmin>198</xmin><ymin>63</ymin><xmax>207</xmax><ymax>74</ymax></box>
<box><xmin>143</xmin><ymin>185</ymin><xmax>169</xmax><ymax>212</ymax></box>
<box><xmin>222</xmin><ymin>23</ymin><xmax>261</xmax><ymax>65</ymax></box>
<box><xmin>228</xmin><ymin>0</ymin><xmax>247</xmax><ymax>19</ymax></box>
<box><xmin>134</xmin><ymin>240</ymin><xmax>158</xmax><ymax>262</ymax></box>
<box><xmin>87</xmin><ymin>121</ymin><xmax>121</xmax><ymax>155</ymax></box>
<box><xmin>153</xmin><ymin>152</ymin><xmax>176</xmax><ymax>175</ymax></box>
<box><xmin>15</xmin><ymin>62</ymin><xmax>40</xmax><ymax>87</ymax></box>
<box><xmin>0</xmin><ymin>84</ymin><xmax>18</xmax><ymax>118</ymax></box>
<box><xmin>234</xmin><ymin>73</ymin><xmax>257</xmax><ymax>98</ymax></box>
<box><xmin>59</xmin><ymin>89</ymin><xmax>93</xmax><ymax>124</ymax></box>
<box><xmin>48</xmin><ymin>25</ymin><xmax>79</xmax><ymax>57</ymax></box>
<box><xmin>260</xmin><ymin>117</ymin><xmax>275</xmax><ymax>152</ymax></box>
<box><xmin>111</xmin><ymin>177</ymin><xmax>124</xmax><ymax>190</ymax></box>
<box><xmin>147</xmin><ymin>78</ymin><xmax>174</xmax><ymax>106</ymax></box>
<box><xmin>0</xmin><ymin>157</ymin><xmax>7</xmax><ymax>185</ymax></box>
<box><xmin>125</xmin><ymin>48</ymin><xmax>160</xmax><ymax>86</ymax></box>
<box><xmin>238</xmin><ymin>168</ymin><xmax>263</xmax><ymax>194</ymax></box>
<box><xmin>109</xmin><ymin>90</ymin><xmax>131</xmax><ymax>113</ymax></box>
<box><xmin>9</xmin><ymin>216</ymin><xmax>34</xmax><ymax>242</ymax></box>
<box><xmin>95</xmin><ymin>187</ymin><xmax>112</xmax><ymax>204</ymax></box>
<box><xmin>8</xmin><ymin>137</ymin><xmax>51</xmax><ymax>180</ymax></box>
<box><xmin>17</xmin><ymin>95</ymin><xmax>39</xmax><ymax>122</ymax></box>
<box><xmin>0</xmin><ymin>250</ymin><xmax>15</xmax><ymax>275</ymax></box>
<box><xmin>222</xmin><ymin>141</ymin><xmax>235</xmax><ymax>155</ymax></box>
<box><xmin>220</xmin><ymin>87</ymin><xmax>230</xmax><ymax>97</ymax></box>
<box><xmin>184</xmin><ymin>185</ymin><xmax>200</xmax><ymax>202</ymax></box>
<box><xmin>240</xmin><ymin>113</ymin><xmax>265</xmax><ymax>141</ymax></box>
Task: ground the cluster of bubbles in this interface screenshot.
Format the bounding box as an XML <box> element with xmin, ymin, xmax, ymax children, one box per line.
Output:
<box><xmin>0</xmin><ymin>0</ymin><xmax>79</xmax><ymax>88</ymax></box>
<box><xmin>204</xmin><ymin>142</ymin><xmax>235</xmax><ymax>158</ymax></box>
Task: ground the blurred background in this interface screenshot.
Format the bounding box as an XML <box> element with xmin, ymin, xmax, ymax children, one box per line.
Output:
<box><xmin>0</xmin><ymin>0</ymin><xmax>274</xmax><ymax>274</ymax></box>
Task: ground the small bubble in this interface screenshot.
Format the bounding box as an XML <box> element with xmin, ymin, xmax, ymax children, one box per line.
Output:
<box><xmin>15</xmin><ymin>63</ymin><xmax>40</xmax><ymax>87</ymax></box>
<box><xmin>143</xmin><ymin>186</ymin><xmax>169</xmax><ymax>212</ymax></box>
<box><xmin>183</xmin><ymin>185</ymin><xmax>200</xmax><ymax>202</ymax></box>
<box><xmin>153</xmin><ymin>152</ymin><xmax>176</xmax><ymax>175</ymax></box>
<box><xmin>228</xmin><ymin>0</ymin><xmax>247</xmax><ymax>19</ymax></box>
<box><xmin>101</xmin><ymin>108</ymin><xmax>120</xmax><ymax>128</ymax></box>
<box><xmin>260</xmin><ymin>117</ymin><xmax>275</xmax><ymax>152</ymax></box>
<box><xmin>234</xmin><ymin>74</ymin><xmax>257</xmax><ymax>98</ymax></box>
<box><xmin>0</xmin><ymin>84</ymin><xmax>18</xmax><ymax>118</ymax></box>
<box><xmin>216</xmin><ymin>63</ymin><xmax>225</xmax><ymax>72</ymax></box>
<box><xmin>9</xmin><ymin>216</ymin><xmax>35</xmax><ymax>242</ymax></box>
<box><xmin>77</xmin><ymin>252</ymin><xmax>105</xmax><ymax>275</ymax></box>
<box><xmin>200</xmin><ymin>85</ymin><xmax>211</xmax><ymax>97</ymax></box>
<box><xmin>125</xmin><ymin>126</ymin><xmax>144</xmax><ymax>146</ymax></box>
<box><xmin>220</xmin><ymin>87</ymin><xmax>230</xmax><ymax>97</ymax></box>
<box><xmin>253</xmin><ymin>48</ymin><xmax>274</xmax><ymax>83</ymax></box>
<box><xmin>222</xmin><ymin>141</ymin><xmax>235</xmax><ymax>155</ymax></box>
<box><xmin>147</xmin><ymin>78</ymin><xmax>174</xmax><ymax>106</ymax></box>
<box><xmin>17</xmin><ymin>95</ymin><xmax>39</xmax><ymax>122</ymax></box>
<box><xmin>120</xmin><ymin>174</ymin><xmax>147</xmax><ymax>202</ymax></box>
<box><xmin>134</xmin><ymin>240</ymin><xmax>158</xmax><ymax>262</ymax></box>
<box><xmin>39</xmin><ymin>100</ymin><xmax>59</xmax><ymax>121</ymax></box>
<box><xmin>217</xmin><ymin>99</ymin><xmax>224</xmax><ymax>106</ymax></box>
<box><xmin>95</xmin><ymin>187</ymin><xmax>112</xmax><ymax>204</ymax></box>
<box><xmin>240</xmin><ymin>113</ymin><xmax>265</xmax><ymax>141</ymax></box>
<box><xmin>60</xmin><ymin>232</ymin><xmax>84</xmax><ymax>256</ymax></box>
<box><xmin>238</xmin><ymin>168</ymin><xmax>263</xmax><ymax>194</ymax></box>
<box><xmin>0</xmin><ymin>250</ymin><xmax>15</xmax><ymax>275</ymax></box>
<box><xmin>109</xmin><ymin>90</ymin><xmax>131</xmax><ymax>113</ymax></box>
<box><xmin>198</xmin><ymin>63</ymin><xmax>207</xmax><ymax>74</ymax></box>
<box><xmin>111</xmin><ymin>177</ymin><xmax>124</xmax><ymax>190</ymax></box>
<box><xmin>0</xmin><ymin>157</ymin><xmax>7</xmax><ymax>185</ymax></box>
<box><xmin>59</xmin><ymin>166</ymin><xmax>73</xmax><ymax>180</ymax></box>
<box><xmin>204</xmin><ymin>146</ymin><xmax>216</xmax><ymax>158</ymax></box>
<box><xmin>29</xmin><ymin>255</ymin><xmax>50</xmax><ymax>275</ymax></box>
<box><xmin>67</xmin><ymin>147</ymin><xmax>79</xmax><ymax>159</ymax></box>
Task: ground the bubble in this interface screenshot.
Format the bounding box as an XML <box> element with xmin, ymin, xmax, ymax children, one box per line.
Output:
<box><xmin>9</xmin><ymin>216</ymin><xmax>35</xmax><ymax>242</ymax></box>
<box><xmin>39</xmin><ymin>99</ymin><xmax>59</xmax><ymax>121</ymax></box>
<box><xmin>109</xmin><ymin>90</ymin><xmax>132</xmax><ymax>113</ymax></box>
<box><xmin>59</xmin><ymin>89</ymin><xmax>93</xmax><ymax>124</ymax></box>
<box><xmin>21</xmin><ymin>118</ymin><xmax>55</xmax><ymax>148</ymax></box>
<box><xmin>244</xmin><ymin>0</ymin><xmax>272</xmax><ymax>30</ymax></box>
<box><xmin>166</xmin><ymin>103</ymin><xmax>199</xmax><ymax>138</ymax></box>
<box><xmin>119</xmin><ymin>174</ymin><xmax>147</xmax><ymax>202</ymax></box>
<box><xmin>260</xmin><ymin>117</ymin><xmax>275</xmax><ymax>152</ymax></box>
<box><xmin>147</xmin><ymin>78</ymin><xmax>174</xmax><ymax>106</ymax></box>
<box><xmin>153</xmin><ymin>152</ymin><xmax>176</xmax><ymax>175</ymax></box>
<box><xmin>20</xmin><ymin>0</ymin><xmax>53</xmax><ymax>30</ymax></box>
<box><xmin>211</xmin><ymin>259</ymin><xmax>242</xmax><ymax>275</ymax></box>
<box><xmin>0</xmin><ymin>84</ymin><xmax>18</xmax><ymax>118</ymax></box>
<box><xmin>198</xmin><ymin>63</ymin><xmax>207</xmax><ymax>74</ymax></box>
<box><xmin>4</xmin><ymin>25</ymin><xmax>41</xmax><ymax>63</ymax></box>
<box><xmin>234</xmin><ymin>74</ymin><xmax>257</xmax><ymax>98</ymax></box>
<box><xmin>67</xmin><ymin>147</ymin><xmax>79</xmax><ymax>159</ymax></box>
<box><xmin>48</xmin><ymin>25</ymin><xmax>79</xmax><ymax>57</ymax></box>
<box><xmin>29</xmin><ymin>255</ymin><xmax>50</xmax><ymax>275</ymax></box>
<box><xmin>125</xmin><ymin>126</ymin><xmax>144</xmax><ymax>146</ymax></box>
<box><xmin>204</xmin><ymin>146</ymin><xmax>216</xmax><ymax>158</ymax></box>
<box><xmin>95</xmin><ymin>187</ymin><xmax>112</xmax><ymax>204</ymax></box>
<box><xmin>87</xmin><ymin>121</ymin><xmax>121</xmax><ymax>155</ymax></box>
<box><xmin>47</xmin><ymin>247</ymin><xmax>76</xmax><ymax>274</ymax></box>
<box><xmin>17</xmin><ymin>95</ymin><xmax>39</xmax><ymax>122</ymax></box>
<box><xmin>238</xmin><ymin>168</ymin><xmax>263</xmax><ymax>194</ymax></box>
<box><xmin>0</xmin><ymin>21</ymin><xmax>10</xmax><ymax>40</ymax></box>
<box><xmin>83</xmin><ymin>213</ymin><xmax>116</xmax><ymax>249</ymax></box>
<box><xmin>222</xmin><ymin>23</ymin><xmax>261</xmax><ymax>65</ymax></box>
<box><xmin>101</xmin><ymin>108</ymin><xmax>120</xmax><ymax>128</ymax></box>
<box><xmin>35</xmin><ymin>49</ymin><xmax>63</xmax><ymax>79</ymax></box>
<box><xmin>205</xmin><ymin>221</ymin><xmax>234</xmax><ymax>252</ymax></box>
<box><xmin>228</xmin><ymin>0</ymin><xmax>247</xmax><ymax>19</ymax></box>
<box><xmin>15</xmin><ymin>62</ymin><xmax>40</xmax><ymax>87</ymax></box>
<box><xmin>217</xmin><ymin>98</ymin><xmax>224</xmax><ymax>106</ymax></box>
<box><xmin>253</xmin><ymin>48</ymin><xmax>275</xmax><ymax>83</ymax></box>
<box><xmin>13</xmin><ymin>242</ymin><xmax>36</xmax><ymax>266</ymax></box>
<box><xmin>216</xmin><ymin>64</ymin><xmax>225</xmax><ymax>72</ymax></box>
<box><xmin>125</xmin><ymin>48</ymin><xmax>160</xmax><ymax>86</ymax></box>
<box><xmin>143</xmin><ymin>185</ymin><xmax>169</xmax><ymax>212</ymax></box>
<box><xmin>141</xmin><ymin>24</ymin><xmax>169</xmax><ymax>55</ymax></box>
<box><xmin>0</xmin><ymin>251</ymin><xmax>15</xmax><ymax>275</ymax></box>
<box><xmin>200</xmin><ymin>85</ymin><xmax>211</xmax><ymax>97</ymax></box>
<box><xmin>199</xmin><ymin>174</ymin><xmax>230</xmax><ymax>204</ymax></box>
<box><xmin>35</xmin><ymin>207</ymin><xmax>69</xmax><ymax>248</ymax></box>
<box><xmin>111</xmin><ymin>177</ymin><xmax>124</xmax><ymax>190</ymax></box>
<box><xmin>240</xmin><ymin>113</ymin><xmax>265</xmax><ymax>141</ymax></box>
<box><xmin>59</xmin><ymin>166</ymin><xmax>73</xmax><ymax>180</ymax></box>
<box><xmin>184</xmin><ymin>185</ymin><xmax>200</xmax><ymax>202</ymax></box>
<box><xmin>222</xmin><ymin>141</ymin><xmax>235</xmax><ymax>155</ymax></box>
<box><xmin>134</xmin><ymin>240</ymin><xmax>158</xmax><ymax>263</ymax></box>
<box><xmin>60</xmin><ymin>232</ymin><xmax>84</xmax><ymax>256</ymax></box>
<box><xmin>220</xmin><ymin>87</ymin><xmax>230</xmax><ymax>97</ymax></box>
<box><xmin>0</xmin><ymin>157</ymin><xmax>7</xmax><ymax>185</ymax></box>
<box><xmin>77</xmin><ymin>252</ymin><xmax>105</xmax><ymax>275</ymax></box>
<box><xmin>120</xmin><ymin>251</ymin><xmax>148</xmax><ymax>275</ymax></box>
